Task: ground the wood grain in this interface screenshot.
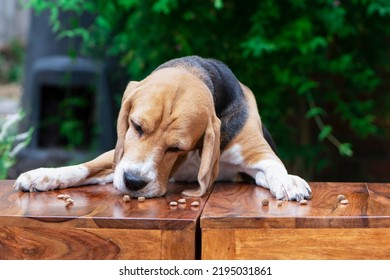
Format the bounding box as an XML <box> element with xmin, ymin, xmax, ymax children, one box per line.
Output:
<box><xmin>201</xmin><ymin>182</ymin><xmax>390</xmax><ymax>259</ymax></box>
<box><xmin>0</xmin><ymin>226</ymin><xmax>195</xmax><ymax>259</ymax></box>
<box><xmin>201</xmin><ymin>182</ymin><xmax>390</xmax><ymax>228</ymax></box>
<box><xmin>202</xmin><ymin>228</ymin><xmax>390</xmax><ymax>260</ymax></box>
<box><xmin>0</xmin><ymin>180</ymin><xmax>207</xmax><ymax>230</ymax></box>
<box><xmin>0</xmin><ymin>180</ymin><xmax>207</xmax><ymax>259</ymax></box>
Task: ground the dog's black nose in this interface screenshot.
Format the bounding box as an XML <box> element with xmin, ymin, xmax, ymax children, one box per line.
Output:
<box><xmin>123</xmin><ymin>172</ymin><xmax>147</xmax><ymax>191</ymax></box>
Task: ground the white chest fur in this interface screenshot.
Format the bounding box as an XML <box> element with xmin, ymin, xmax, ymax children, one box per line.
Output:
<box><xmin>171</xmin><ymin>144</ymin><xmax>244</xmax><ymax>182</ymax></box>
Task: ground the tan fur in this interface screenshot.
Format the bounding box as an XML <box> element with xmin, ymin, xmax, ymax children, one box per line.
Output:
<box><xmin>114</xmin><ymin>68</ymin><xmax>221</xmax><ymax>196</ymax></box>
<box><xmin>14</xmin><ymin>63</ymin><xmax>310</xmax><ymax>200</ymax></box>
<box><xmin>225</xmin><ymin>83</ymin><xmax>282</xmax><ymax>166</ymax></box>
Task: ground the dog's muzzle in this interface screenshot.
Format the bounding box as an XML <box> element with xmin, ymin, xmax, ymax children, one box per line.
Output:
<box><xmin>123</xmin><ymin>171</ymin><xmax>148</xmax><ymax>191</ymax></box>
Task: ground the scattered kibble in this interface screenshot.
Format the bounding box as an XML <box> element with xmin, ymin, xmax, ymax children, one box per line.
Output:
<box><xmin>337</xmin><ymin>194</ymin><xmax>346</xmax><ymax>202</ymax></box>
<box><xmin>191</xmin><ymin>201</ymin><xmax>200</xmax><ymax>207</ymax></box>
<box><xmin>261</xmin><ymin>198</ymin><xmax>269</xmax><ymax>206</ymax></box>
<box><xmin>57</xmin><ymin>194</ymin><xmax>70</xmax><ymax>199</ymax></box>
<box><xmin>122</xmin><ymin>195</ymin><xmax>131</xmax><ymax>202</ymax></box>
<box><xmin>65</xmin><ymin>198</ymin><xmax>74</xmax><ymax>204</ymax></box>
<box><xmin>137</xmin><ymin>196</ymin><xmax>146</xmax><ymax>202</ymax></box>
<box><xmin>340</xmin><ymin>199</ymin><xmax>349</xmax><ymax>205</ymax></box>
<box><xmin>170</xmin><ymin>201</ymin><xmax>178</xmax><ymax>206</ymax></box>
<box><xmin>277</xmin><ymin>200</ymin><xmax>283</xmax><ymax>207</ymax></box>
<box><xmin>178</xmin><ymin>198</ymin><xmax>187</xmax><ymax>204</ymax></box>
<box><xmin>64</xmin><ymin>198</ymin><xmax>74</xmax><ymax>207</ymax></box>
<box><xmin>299</xmin><ymin>199</ymin><xmax>308</xmax><ymax>205</ymax></box>
<box><xmin>58</xmin><ymin>194</ymin><xmax>74</xmax><ymax>207</ymax></box>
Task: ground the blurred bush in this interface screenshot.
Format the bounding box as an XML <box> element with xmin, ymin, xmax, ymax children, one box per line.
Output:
<box><xmin>25</xmin><ymin>0</ymin><xmax>390</xmax><ymax>179</ymax></box>
<box><xmin>0</xmin><ymin>111</ymin><xmax>33</xmax><ymax>179</ymax></box>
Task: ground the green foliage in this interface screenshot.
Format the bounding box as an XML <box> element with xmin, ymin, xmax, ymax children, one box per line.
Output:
<box><xmin>0</xmin><ymin>40</ymin><xmax>24</xmax><ymax>83</ymax></box>
<box><xmin>24</xmin><ymin>0</ymin><xmax>390</xmax><ymax>179</ymax></box>
<box><xmin>0</xmin><ymin>112</ymin><xmax>33</xmax><ymax>179</ymax></box>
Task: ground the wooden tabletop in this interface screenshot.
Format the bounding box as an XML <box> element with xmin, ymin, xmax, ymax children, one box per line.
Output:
<box><xmin>0</xmin><ymin>180</ymin><xmax>208</xmax><ymax>230</ymax></box>
<box><xmin>201</xmin><ymin>182</ymin><xmax>390</xmax><ymax>229</ymax></box>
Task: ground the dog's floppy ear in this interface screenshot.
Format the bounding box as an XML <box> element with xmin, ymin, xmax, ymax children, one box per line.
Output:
<box><xmin>182</xmin><ymin>115</ymin><xmax>221</xmax><ymax>197</ymax></box>
<box><xmin>113</xmin><ymin>81</ymin><xmax>140</xmax><ymax>167</ymax></box>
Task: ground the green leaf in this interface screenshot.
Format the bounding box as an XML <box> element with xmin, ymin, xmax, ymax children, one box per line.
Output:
<box><xmin>96</xmin><ymin>16</ymin><xmax>111</xmax><ymax>31</ymax></box>
<box><xmin>242</xmin><ymin>36</ymin><xmax>276</xmax><ymax>57</ymax></box>
<box><xmin>297</xmin><ymin>80</ymin><xmax>318</xmax><ymax>95</ymax></box>
<box><xmin>305</xmin><ymin>107</ymin><xmax>324</xmax><ymax>119</ymax></box>
<box><xmin>318</xmin><ymin>125</ymin><xmax>332</xmax><ymax>141</ymax></box>
<box><xmin>368</xmin><ymin>3</ymin><xmax>390</xmax><ymax>16</ymax></box>
<box><xmin>214</xmin><ymin>0</ymin><xmax>224</xmax><ymax>9</ymax></box>
<box><xmin>152</xmin><ymin>0</ymin><xmax>178</xmax><ymax>15</ymax></box>
<box><xmin>118</xmin><ymin>0</ymin><xmax>139</xmax><ymax>9</ymax></box>
<box><xmin>339</xmin><ymin>143</ymin><xmax>353</xmax><ymax>157</ymax></box>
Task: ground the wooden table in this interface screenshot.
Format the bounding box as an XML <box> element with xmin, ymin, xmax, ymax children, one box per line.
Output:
<box><xmin>201</xmin><ymin>182</ymin><xmax>390</xmax><ymax>259</ymax></box>
<box><xmin>0</xmin><ymin>180</ymin><xmax>207</xmax><ymax>260</ymax></box>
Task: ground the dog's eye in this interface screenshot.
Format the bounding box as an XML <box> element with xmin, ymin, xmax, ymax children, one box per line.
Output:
<box><xmin>167</xmin><ymin>146</ymin><xmax>183</xmax><ymax>153</ymax></box>
<box><xmin>131</xmin><ymin>121</ymin><xmax>143</xmax><ymax>136</ymax></box>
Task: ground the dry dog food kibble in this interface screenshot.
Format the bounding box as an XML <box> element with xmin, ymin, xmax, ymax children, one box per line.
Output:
<box><xmin>178</xmin><ymin>198</ymin><xmax>186</xmax><ymax>204</ymax></box>
<box><xmin>299</xmin><ymin>199</ymin><xmax>308</xmax><ymax>205</ymax></box>
<box><xmin>65</xmin><ymin>198</ymin><xmax>74</xmax><ymax>207</ymax></box>
<box><xmin>337</xmin><ymin>194</ymin><xmax>346</xmax><ymax>202</ymax></box>
<box><xmin>57</xmin><ymin>194</ymin><xmax>71</xmax><ymax>200</ymax></box>
<box><xmin>122</xmin><ymin>195</ymin><xmax>131</xmax><ymax>202</ymax></box>
<box><xmin>137</xmin><ymin>197</ymin><xmax>146</xmax><ymax>202</ymax></box>
<box><xmin>170</xmin><ymin>201</ymin><xmax>178</xmax><ymax>206</ymax></box>
<box><xmin>261</xmin><ymin>198</ymin><xmax>269</xmax><ymax>206</ymax></box>
<box><xmin>191</xmin><ymin>201</ymin><xmax>200</xmax><ymax>207</ymax></box>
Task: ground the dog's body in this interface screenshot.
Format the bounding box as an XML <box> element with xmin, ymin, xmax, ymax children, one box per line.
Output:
<box><xmin>14</xmin><ymin>56</ymin><xmax>311</xmax><ymax>200</ymax></box>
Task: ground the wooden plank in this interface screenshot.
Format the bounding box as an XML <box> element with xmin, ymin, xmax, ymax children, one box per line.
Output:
<box><xmin>201</xmin><ymin>229</ymin><xmax>235</xmax><ymax>260</ymax></box>
<box><xmin>161</xmin><ymin>230</ymin><xmax>195</xmax><ymax>259</ymax></box>
<box><xmin>0</xmin><ymin>180</ymin><xmax>208</xmax><ymax>259</ymax></box>
<box><xmin>201</xmin><ymin>182</ymin><xmax>390</xmax><ymax>229</ymax></box>
<box><xmin>0</xmin><ymin>180</ymin><xmax>206</xmax><ymax>230</ymax></box>
<box><xmin>203</xmin><ymin>228</ymin><xmax>390</xmax><ymax>260</ymax></box>
<box><xmin>0</xmin><ymin>226</ymin><xmax>165</xmax><ymax>260</ymax></box>
<box><xmin>201</xmin><ymin>182</ymin><xmax>390</xmax><ymax>259</ymax></box>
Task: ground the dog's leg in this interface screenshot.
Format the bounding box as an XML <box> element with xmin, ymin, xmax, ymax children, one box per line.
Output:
<box><xmin>14</xmin><ymin>150</ymin><xmax>114</xmax><ymax>192</ymax></box>
<box><xmin>246</xmin><ymin>157</ymin><xmax>311</xmax><ymax>201</ymax></box>
<box><xmin>234</xmin><ymin>124</ymin><xmax>311</xmax><ymax>201</ymax></box>
<box><xmin>235</xmin><ymin>83</ymin><xmax>311</xmax><ymax>201</ymax></box>
<box><xmin>237</xmin><ymin>137</ymin><xmax>311</xmax><ymax>201</ymax></box>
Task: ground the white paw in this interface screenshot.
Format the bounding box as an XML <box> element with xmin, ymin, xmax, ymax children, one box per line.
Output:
<box><xmin>13</xmin><ymin>166</ymin><xmax>89</xmax><ymax>192</ymax></box>
<box><xmin>254</xmin><ymin>160</ymin><xmax>311</xmax><ymax>201</ymax></box>
<box><xmin>269</xmin><ymin>174</ymin><xmax>311</xmax><ymax>201</ymax></box>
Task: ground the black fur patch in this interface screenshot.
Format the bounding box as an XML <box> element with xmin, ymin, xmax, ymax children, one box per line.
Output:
<box><xmin>156</xmin><ymin>56</ymin><xmax>248</xmax><ymax>150</ymax></box>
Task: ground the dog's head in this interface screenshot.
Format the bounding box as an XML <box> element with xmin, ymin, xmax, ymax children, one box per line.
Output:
<box><xmin>113</xmin><ymin>68</ymin><xmax>220</xmax><ymax>197</ymax></box>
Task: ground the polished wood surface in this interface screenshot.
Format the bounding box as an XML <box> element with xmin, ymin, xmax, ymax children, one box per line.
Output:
<box><xmin>201</xmin><ymin>182</ymin><xmax>390</xmax><ymax>259</ymax></box>
<box><xmin>202</xmin><ymin>228</ymin><xmax>390</xmax><ymax>259</ymax></box>
<box><xmin>0</xmin><ymin>180</ymin><xmax>207</xmax><ymax>259</ymax></box>
<box><xmin>0</xmin><ymin>180</ymin><xmax>206</xmax><ymax>230</ymax></box>
<box><xmin>201</xmin><ymin>182</ymin><xmax>390</xmax><ymax>228</ymax></box>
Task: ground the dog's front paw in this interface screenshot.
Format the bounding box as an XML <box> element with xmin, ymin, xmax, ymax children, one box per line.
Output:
<box><xmin>14</xmin><ymin>165</ymin><xmax>89</xmax><ymax>192</ymax></box>
<box><xmin>14</xmin><ymin>168</ymin><xmax>60</xmax><ymax>192</ymax></box>
<box><xmin>269</xmin><ymin>174</ymin><xmax>311</xmax><ymax>201</ymax></box>
<box><xmin>255</xmin><ymin>160</ymin><xmax>311</xmax><ymax>201</ymax></box>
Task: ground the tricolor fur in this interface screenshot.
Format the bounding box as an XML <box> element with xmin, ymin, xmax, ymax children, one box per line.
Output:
<box><xmin>14</xmin><ymin>56</ymin><xmax>311</xmax><ymax>201</ymax></box>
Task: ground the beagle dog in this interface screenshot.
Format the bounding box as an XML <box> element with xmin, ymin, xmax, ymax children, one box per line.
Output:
<box><xmin>14</xmin><ymin>56</ymin><xmax>311</xmax><ymax>200</ymax></box>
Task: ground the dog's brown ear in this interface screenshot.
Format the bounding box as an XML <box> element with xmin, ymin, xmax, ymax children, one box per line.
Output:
<box><xmin>113</xmin><ymin>81</ymin><xmax>139</xmax><ymax>167</ymax></box>
<box><xmin>182</xmin><ymin>115</ymin><xmax>221</xmax><ymax>197</ymax></box>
